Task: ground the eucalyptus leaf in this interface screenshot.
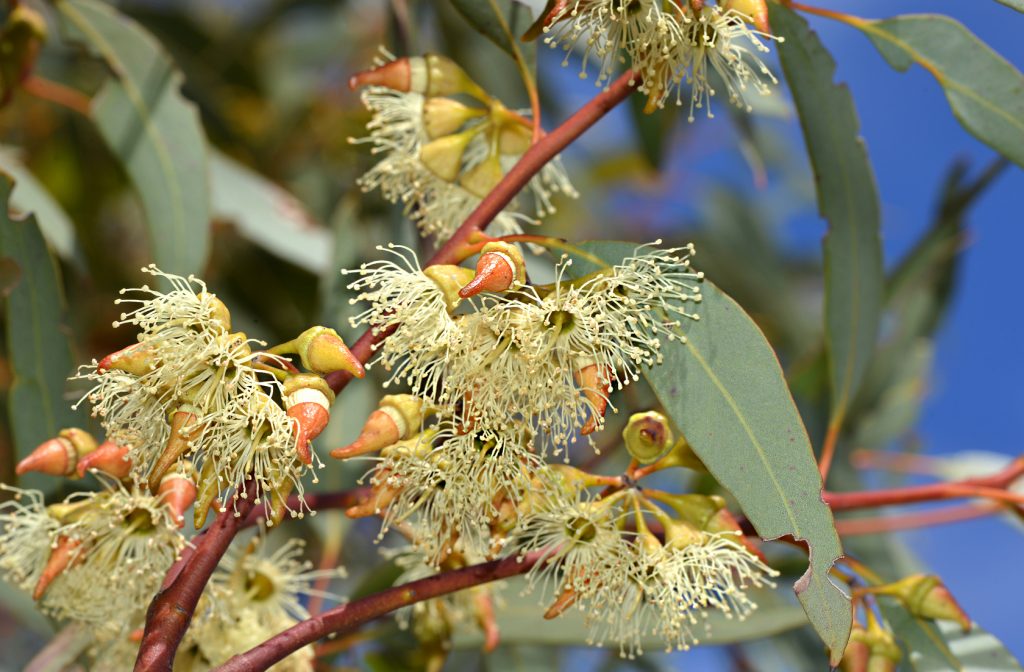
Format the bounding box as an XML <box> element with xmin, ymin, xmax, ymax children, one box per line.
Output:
<box><xmin>852</xmin><ymin>14</ymin><xmax>1024</xmax><ymax>168</ymax></box>
<box><xmin>995</xmin><ymin>0</ymin><xmax>1024</xmax><ymax>11</ymax></box>
<box><xmin>0</xmin><ymin>148</ymin><xmax>78</xmax><ymax>264</ymax></box>
<box><xmin>880</xmin><ymin>600</ymin><xmax>1024</xmax><ymax>671</ymax></box>
<box><xmin>210</xmin><ymin>152</ymin><xmax>329</xmax><ymax>274</ymax></box>
<box><xmin>573</xmin><ymin>241</ymin><xmax>851</xmax><ymax>664</ymax></box>
<box><xmin>57</xmin><ymin>0</ymin><xmax>210</xmax><ymax>277</ymax></box>
<box><xmin>771</xmin><ymin>4</ymin><xmax>883</xmax><ymax>432</ymax></box>
<box><xmin>0</xmin><ymin>172</ymin><xmax>85</xmax><ymax>488</ymax></box>
<box><xmin>450</xmin><ymin>0</ymin><xmax>536</xmax><ymax>70</ymax></box>
<box><xmin>453</xmin><ymin>580</ymin><xmax>806</xmax><ymax>649</ymax></box>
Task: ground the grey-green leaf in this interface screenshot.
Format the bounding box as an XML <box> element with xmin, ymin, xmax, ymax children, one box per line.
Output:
<box><xmin>853</xmin><ymin>13</ymin><xmax>1024</xmax><ymax>167</ymax></box>
<box><xmin>450</xmin><ymin>0</ymin><xmax>536</xmax><ymax>70</ymax></box>
<box><xmin>995</xmin><ymin>0</ymin><xmax>1024</xmax><ymax>13</ymax></box>
<box><xmin>453</xmin><ymin>580</ymin><xmax>806</xmax><ymax>649</ymax></box>
<box><xmin>0</xmin><ymin>147</ymin><xmax>78</xmax><ymax>264</ymax></box>
<box><xmin>210</xmin><ymin>152</ymin><xmax>329</xmax><ymax>273</ymax></box>
<box><xmin>0</xmin><ymin>172</ymin><xmax>84</xmax><ymax>489</ymax></box>
<box><xmin>574</xmin><ymin>241</ymin><xmax>851</xmax><ymax>664</ymax></box>
<box><xmin>771</xmin><ymin>4</ymin><xmax>883</xmax><ymax>429</ymax></box>
<box><xmin>881</xmin><ymin>600</ymin><xmax>1024</xmax><ymax>671</ymax></box>
<box><xmin>57</xmin><ymin>0</ymin><xmax>210</xmax><ymax>276</ymax></box>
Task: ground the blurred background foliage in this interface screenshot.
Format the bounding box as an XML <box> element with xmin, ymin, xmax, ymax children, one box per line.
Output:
<box><xmin>0</xmin><ymin>0</ymin><xmax>1021</xmax><ymax>670</ymax></box>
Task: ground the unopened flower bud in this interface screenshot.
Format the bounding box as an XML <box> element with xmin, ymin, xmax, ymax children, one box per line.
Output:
<box><xmin>149</xmin><ymin>405</ymin><xmax>202</xmax><ymax>494</ymax></box>
<box><xmin>622</xmin><ymin>411</ymin><xmax>674</xmax><ymax>464</ymax></box>
<box><xmin>331</xmin><ymin>394</ymin><xmax>426</xmax><ymax>459</ymax></box>
<box><xmin>423</xmin><ymin>264</ymin><xmax>477</xmax><ymax>311</ymax></box>
<box><xmin>76</xmin><ymin>440</ymin><xmax>132</xmax><ymax>479</ymax></box>
<box><xmin>17</xmin><ymin>428</ymin><xmax>98</xmax><ymax>477</ymax></box>
<box><xmin>1</xmin><ymin>6</ymin><xmax>47</xmax><ymax>91</ymax></box>
<box><xmin>33</xmin><ymin>535</ymin><xmax>82</xmax><ymax>600</ymax></box>
<box><xmin>664</xmin><ymin>519</ymin><xmax>704</xmax><ymax>551</ymax></box>
<box><xmin>458</xmin><ymin>241</ymin><xmax>526</xmax><ymax>299</ymax></box>
<box><xmin>97</xmin><ymin>342</ymin><xmax>157</xmax><ymax>376</ymax></box>
<box><xmin>349</xmin><ymin>57</ymin><xmax>412</xmax><ymax>91</ymax></box>
<box><xmin>459</xmin><ymin>154</ymin><xmax>504</xmax><ymax>199</ymax></box>
<box><xmin>193</xmin><ymin>458</ymin><xmax>221</xmax><ymax>529</ymax></box>
<box><xmin>881</xmin><ymin>575</ymin><xmax>971</xmax><ymax>631</ymax></box>
<box><xmin>724</xmin><ymin>0</ymin><xmax>771</xmax><ymax>33</ymax></box>
<box><xmin>473</xmin><ymin>589</ymin><xmax>501</xmax><ymax>652</ymax></box>
<box><xmin>350</xmin><ymin>54</ymin><xmax>486</xmax><ymax>99</ymax></box>
<box><xmin>576</xmin><ymin>362</ymin><xmax>612</xmax><ymax>435</ymax></box>
<box><xmin>198</xmin><ymin>291</ymin><xmax>232</xmax><ymax>330</ymax></box>
<box><xmin>283</xmin><ymin>374</ymin><xmax>336</xmax><ymax>464</ymax></box>
<box><xmin>497</xmin><ymin>119</ymin><xmax>532</xmax><ymax>156</ymax></box>
<box><xmin>423</xmin><ymin>97</ymin><xmax>485</xmax><ymax>139</ymax></box>
<box><xmin>157</xmin><ymin>462</ymin><xmax>198</xmax><ymax>528</ymax></box>
<box><xmin>276</xmin><ymin>326</ymin><xmax>365</xmax><ymax>377</ymax></box>
<box><xmin>420</xmin><ymin>130</ymin><xmax>476</xmax><ymax>182</ymax></box>
<box><xmin>840</xmin><ymin>625</ymin><xmax>871</xmax><ymax>672</ymax></box>
<box><xmin>543</xmin><ymin>583</ymin><xmax>580</xmax><ymax>620</ymax></box>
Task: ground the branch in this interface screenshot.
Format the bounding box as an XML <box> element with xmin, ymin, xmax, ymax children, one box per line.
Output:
<box><xmin>135</xmin><ymin>485</ymin><xmax>257</xmax><ymax>671</ymax></box>
<box><xmin>325</xmin><ymin>69</ymin><xmax>639</xmax><ymax>395</ymax></box>
<box><xmin>836</xmin><ymin>502</ymin><xmax>1009</xmax><ymax>536</ymax></box>
<box><xmin>825</xmin><ymin>457</ymin><xmax>1024</xmax><ymax>511</ymax></box>
<box><xmin>215</xmin><ymin>551</ymin><xmax>544</xmax><ymax>671</ymax></box>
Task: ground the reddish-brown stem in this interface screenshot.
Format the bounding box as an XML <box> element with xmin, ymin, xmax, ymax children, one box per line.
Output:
<box><xmin>215</xmin><ymin>551</ymin><xmax>544</xmax><ymax>671</ymax></box>
<box><xmin>324</xmin><ymin>70</ymin><xmax>638</xmax><ymax>396</ymax></box>
<box><xmin>21</xmin><ymin>76</ymin><xmax>91</xmax><ymax>116</ymax></box>
<box><xmin>824</xmin><ymin>457</ymin><xmax>1024</xmax><ymax>511</ymax></box>
<box><xmin>818</xmin><ymin>421</ymin><xmax>841</xmax><ymax>481</ymax></box>
<box><xmin>836</xmin><ymin>502</ymin><xmax>1009</xmax><ymax>536</ymax></box>
<box><xmin>136</xmin><ymin>485</ymin><xmax>258</xmax><ymax>671</ymax></box>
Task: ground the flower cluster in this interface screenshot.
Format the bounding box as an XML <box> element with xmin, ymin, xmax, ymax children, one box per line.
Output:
<box><xmin>509</xmin><ymin>466</ymin><xmax>778</xmax><ymax>657</ymax></box>
<box><xmin>544</xmin><ymin>0</ymin><xmax>782</xmax><ymax>119</ymax></box>
<box><xmin>0</xmin><ymin>480</ymin><xmax>186</xmax><ymax>637</ymax></box>
<box><xmin>350</xmin><ymin>52</ymin><xmax>576</xmax><ymax>241</ymax></box>
<box><xmin>344</xmin><ymin>242</ymin><xmax>702</xmax><ymax>450</ymax></box>
<box><xmin>72</xmin><ymin>266</ymin><xmax>362</xmax><ymax>525</ymax></box>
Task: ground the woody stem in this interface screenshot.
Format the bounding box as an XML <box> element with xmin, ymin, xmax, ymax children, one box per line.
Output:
<box><xmin>215</xmin><ymin>551</ymin><xmax>545</xmax><ymax>671</ymax></box>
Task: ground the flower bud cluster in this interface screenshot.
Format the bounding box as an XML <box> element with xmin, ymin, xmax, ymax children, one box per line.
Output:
<box><xmin>350</xmin><ymin>51</ymin><xmax>577</xmax><ymax>241</ymax></box>
<box><xmin>543</xmin><ymin>0</ymin><xmax>782</xmax><ymax>118</ymax></box>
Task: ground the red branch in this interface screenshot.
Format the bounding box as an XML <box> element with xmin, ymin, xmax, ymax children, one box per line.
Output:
<box><xmin>136</xmin><ymin>485</ymin><xmax>257</xmax><ymax>671</ymax></box>
<box><xmin>215</xmin><ymin>551</ymin><xmax>544</xmax><ymax>671</ymax></box>
<box><xmin>824</xmin><ymin>457</ymin><xmax>1024</xmax><ymax>511</ymax></box>
<box><xmin>135</xmin><ymin>71</ymin><xmax>638</xmax><ymax>672</ymax></box>
<box><xmin>325</xmin><ymin>69</ymin><xmax>639</xmax><ymax>395</ymax></box>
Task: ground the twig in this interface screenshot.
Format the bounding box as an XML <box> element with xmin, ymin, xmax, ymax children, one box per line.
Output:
<box><xmin>836</xmin><ymin>502</ymin><xmax>1008</xmax><ymax>536</ymax></box>
<box><xmin>825</xmin><ymin>457</ymin><xmax>1024</xmax><ymax>511</ymax></box>
<box><xmin>215</xmin><ymin>551</ymin><xmax>544</xmax><ymax>671</ymax></box>
<box><xmin>21</xmin><ymin>76</ymin><xmax>91</xmax><ymax>116</ymax></box>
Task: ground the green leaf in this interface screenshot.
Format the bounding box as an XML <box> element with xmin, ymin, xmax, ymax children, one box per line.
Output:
<box><xmin>995</xmin><ymin>0</ymin><xmax>1024</xmax><ymax>12</ymax></box>
<box><xmin>0</xmin><ymin>172</ymin><xmax>85</xmax><ymax>488</ymax></box>
<box><xmin>453</xmin><ymin>579</ymin><xmax>806</xmax><ymax>649</ymax></box>
<box><xmin>880</xmin><ymin>600</ymin><xmax>1024</xmax><ymax>671</ymax></box>
<box><xmin>770</xmin><ymin>4</ymin><xmax>883</xmax><ymax>431</ymax></box>
<box><xmin>573</xmin><ymin>241</ymin><xmax>851</xmax><ymax>664</ymax></box>
<box><xmin>449</xmin><ymin>0</ymin><xmax>536</xmax><ymax>70</ymax></box>
<box><xmin>56</xmin><ymin>0</ymin><xmax>210</xmax><ymax>277</ymax></box>
<box><xmin>851</xmin><ymin>13</ymin><xmax>1024</xmax><ymax>168</ymax></box>
<box><xmin>0</xmin><ymin>147</ymin><xmax>78</xmax><ymax>265</ymax></box>
<box><xmin>210</xmin><ymin>152</ymin><xmax>329</xmax><ymax>273</ymax></box>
